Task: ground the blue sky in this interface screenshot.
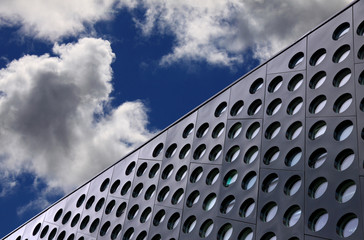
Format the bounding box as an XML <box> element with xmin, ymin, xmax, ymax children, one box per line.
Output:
<box><xmin>0</xmin><ymin>0</ymin><xmax>351</xmax><ymax>237</ymax></box>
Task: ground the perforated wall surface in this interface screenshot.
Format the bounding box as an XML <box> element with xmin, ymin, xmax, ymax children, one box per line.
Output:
<box><xmin>4</xmin><ymin>1</ymin><xmax>364</xmax><ymax>240</ymax></box>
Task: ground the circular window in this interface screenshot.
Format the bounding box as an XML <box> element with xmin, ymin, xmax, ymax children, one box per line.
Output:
<box><xmin>157</xmin><ymin>186</ymin><xmax>170</xmax><ymax>202</ymax></box>
<box><xmin>285</xmin><ymin>147</ymin><xmax>302</xmax><ymax>167</ymax></box>
<box><xmin>149</xmin><ymin>163</ymin><xmax>160</xmax><ymax>178</ymax></box>
<box><xmin>248</xmin><ymin>99</ymin><xmax>262</xmax><ymax>116</ymax></box>
<box><xmin>268</xmin><ymin>76</ymin><xmax>283</xmax><ymax>93</ymax></box>
<box><xmin>333</xmin><ymin>68</ymin><xmax>351</xmax><ymax>87</ymax></box>
<box><xmin>215</xmin><ymin>102</ymin><xmax>228</xmax><ymax>117</ymax></box>
<box><xmin>333</xmin><ymin>93</ymin><xmax>352</xmax><ymax>113</ymax></box>
<box><xmin>183</xmin><ymin>215</ymin><xmax>197</xmax><ymax>233</ymax></box>
<box><xmin>116</xmin><ymin>202</ymin><xmax>127</xmax><ymax>217</ymax></box>
<box><xmin>140</xmin><ymin>207</ymin><xmax>152</xmax><ymax>223</ymax></box>
<box><xmin>125</xmin><ymin>161</ymin><xmax>136</xmax><ymax>176</ymax></box>
<box><xmin>244</xmin><ymin>146</ymin><xmax>259</xmax><ymax>164</ymax></box>
<box><xmin>333</xmin><ymin>22</ymin><xmax>350</xmax><ymax>40</ymax></box>
<box><xmin>283</xmin><ymin>205</ymin><xmax>301</xmax><ymax>227</ymax></box>
<box><xmin>217</xmin><ymin>223</ymin><xmax>233</xmax><ymax>240</ymax></box>
<box><xmin>179</xmin><ymin>144</ymin><xmax>191</xmax><ymax>159</ymax></box>
<box><xmin>242</xmin><ymin>171</ymin><xmax>257</xmax><ymax>190</ymax></box>
<box><xmin>165</xmin><ymin>143</ymin><xmax>177</xmax><ymax>158</ymax></box>
<box><xmin>190</xmin><ymin>167</ymin><xmax>203</xmax><ymax>183</ymax></box>
<box><xmin>239</xmin><ymin>198</ymin><xmax>255</xmax><ymax>218</ymax></box>
<box><xmin>220</xmin><ymin>195</ymin><xmax>236</xmax><ymax>214</ymax></box>
<box><xmin>284</xmin><ymin>175</ymin><xmax>302</xmax><ymax>196</ymax></box>
<box><xmin>309</xmin><ymin>71</ymin><xmax>326</xmax><ymax>89</ymax></box>
<box><xmin>206</xmin><ymin>168</ymin><xmax>220</xmax><ymax>185</ymax></box>
<box><xmin>212</xmin><ymin>123</ymin><xmax>225</xmax><ymax>138</ymax></box>
<box><xmin>335</xmin><ymin>149</ymin><xmax>355</xmax><ymax>171</ymax></box>
<box><xmin>137</xmin><ymin>162</ymin><xmax>147</xmax><ymax>177</ymax></box>
<box><xmin>161</xmin><ymin>164</ymin><xmax>174</xmax><ymax>180</ymax></box>
<box><xmin>209</xmin><ymin>145</ymin><xmax>223</xmax><ymax>161</ymax></box>
<box><xmin>260</xmin><ymin>202</ymin><xmax>278</xmax><ymax>222</ymax></box>
<box><xmin>230</xmin><ymin>100</ymin><xmax>244</xmax><ymax>116</ymax></box>
<box><xmin>203</xmin><ymin>193</ymin><xmax>217</xmax><ymax>211</ymax></box>
<box><xmin>225</xmin><ymin>145</ymin><xmax>240</xmax><ymax>162</ymax></box>
<box><xmin>171</xmin><ymin>188</ymin><xmax>184</xmax><ymax>205</ymax></box>
<box><xmin>337</xmin><ymin>213</ymin><xmax>358</xmax><ymax>238</ymax></box>
<box><xmin>152</xmin><ymin>143</ymin><xmax>164</xmax><ymax>158</ymax></box>
<box><xmin>144</xmin><ymin>185</ymin><xmax>156</xmax><ymax>200</ymax></box>
<box><xmin>309</xmin><ymin>121</ymin><xmax>327</xmax><ymax>140</ymax></box>
<box><xmin>193</xmin><ymin>144</ymin><xmax>206</xmax><ymax>160</ymax></box>
<box><xmin>286</xmin><ymin>121</ymin><xmax>303</xmax><ymax>140</ymax></box>
<box><xmin>228</xmin><ymin>122</ymin><xmax>242</xmax><ymax>139</ymax></box>
<box><xmin>266</xmin><ymin>98</ymin><xmax>282</xmax><ymax>116</ymax></box>
<box><xmin>186</xmin><ymin>190</ymin><xmax>200</xmax><ymax>208</ymax></box>
<box><xmin>238</xmin><ymin>227</ymin><xmax>254</xmax><ymax>240</ymax></box>
<box><xmin>288</xmin><ymin>74</ymin><xmax>304</xmax><ymax>91</ymax></box>
<box><xmin>308</xmin><ymin>177</ymin><xmax>328</xmax><ymax>199</ymax></box>
<box><xmin>199</xmin><ymin>219</ymin><xmax>214</xmax><ymax>238</ymax></box>
<box><xmin>262</xmin><ymin>173</ymin><xmax>279</xmax><ymax>193</ymax></box>
<box><xmin>287</xmin><ymin>97</ymin><xmax>303</xmax><ymax>115</ymax></box>
<box><xmin>175</xmin><ymin>165</ymin><xmax>188</xmax><ymax>181</ymax></box>
<box><xmin>309</xmin><ymin>95</ymin><xmax>327</xmax><ymax>114</ymax></box>
<box><xmin>196</xmin><ymin>123</ymin><xmax>209</xmax><ymax>138</ymax></box>
<box><xmin>334</xmin><ymin>120</ymin><xmax>353</xmax><ymax>141</ymax></box>
<box><xmin>309</xmin><ymin>209</ymin><xmax>329</xmax><ymax>232</ymax></box>
<box><xmin>127</xmin><ymin>204</ymin><xmax>139</xmax><ymax>220</ymax></box>
<box><xmin>223</xmin><ymin>170</ymin><xmax>238</xmax><ymax>187</ymax></box>
<box><xmin>246</xmin><ymin>122</ymin><xmax>260</xmax><ymax>139</ymax></box>
<box><xmin>265</xmin><ymin>122</ymin><xmax>281</xmax><ymax>140</ymax></box>
<box><xmin>183</xmin><ymin>123</ymin><xmax>194</xmax><ymax>138</ymax></box>
<box><xmin>336</xmin><ymin>180</ymin><xmax>356</xmax><ymax>203</ymax></box>
<box><xmin>263</xmin><ymin>146</ymin><xmax>280</xmax><ymax>165</ymax></box>
<box><xmin>167</xmin><ymin>212</ymin><xmax>181</xmax><ymax>230</ymax></box>
<box><xmin>153</xmin><ymin>209</ymin><xmax>166</xmax><ymax>226</ymax></box>
<box><xmin>310</xmin><ymin>48</ymin><xmax>326</xmax><ymax>66</ymax></box>
<box><xmin>333</xmin><ymin>45</ymin><xmax>350</xmax><ymax>63</ymax></box>
<box><xmin>288</xmin><ymin>52</ymin><xmax>304</xmax><ymax>69</ymax></box>
<box><xmin>250</xmin><ymin>78</ymin><xmax>264</xmax><ymax>94</ymax></box>
<box><xmin>308</xmin><ymin>148</ymin><xmax>327</xmax><ymax>169</ymax></box>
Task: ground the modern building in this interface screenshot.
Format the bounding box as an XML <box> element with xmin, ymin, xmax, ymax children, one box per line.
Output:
<box><xmin>3</xmin><ymin>0</ymin><xmax>364</xmax><ymax>239</ymax></box>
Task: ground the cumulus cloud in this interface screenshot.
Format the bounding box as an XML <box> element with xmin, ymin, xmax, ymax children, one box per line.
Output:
<box><xmin>0</xmin><ymin>0</ymin><xmax>351</xmax><ymax>65</ymax></box>
<box><xmin>0</xmin><ymin>38</ymin><xmax>152</xmax><ymax>193</ymax></box>
<box><xmin>133</xmin><ymin>0</ymin><xmax>352</xmax><ymax>65</ymax></box>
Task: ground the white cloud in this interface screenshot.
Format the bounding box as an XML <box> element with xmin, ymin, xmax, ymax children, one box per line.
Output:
<box><xmin>132</xmin><ymin>0</ymin><xmax>353</xmax><ymax>65</ymax></box>
<box><xmin>0</xmin><ymin>0</ymin><xmax>352</xmax><ymax>65</ymax></box>
<box><xmin>0</xmin><ymin>38</ymin><xmax>152</xmax><ymax>193</ymax></box>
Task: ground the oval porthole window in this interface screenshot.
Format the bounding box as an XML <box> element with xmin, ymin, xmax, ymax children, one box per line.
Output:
<box><xmin>179</xmin><ymin>144</ymin><xmax>191</xmax><ymax>159</ymax></box>
<box><xmin>190</xmin><ymin>167</ymin><xmax>203</xmax><ymax>183</ymax></box>
<box><xmin>244</xmin><ymin>146</ymin><xmax>259</xmax><ymax>164</ymax></box>
<box><xmin>337</xmin><ymin>213</ymin><xmax>358</xmax><ymax>238</ymax></box>
<box><xmin>144</xmin><ymin>185</ymin><xmax>156</xmax><ymax>200</ymax></box>
<box><xmin>266</xmin><ymin>98</ymin><xmax>282</xmax><ymax>116</ymax></box>
<box><xmin>153</xmin><ymin>210</ymin><xmax>166</xmax><ymax>226</ymax></box>
<box><xmin>167</xmin><ymin>212</ymin><xmax>180</xmax><ymax>230</ymax></box>
<box><xmin>333</xmin><ymin>22</ymin><xmax>350</xmax><ymax>40</ymax></box>
<box><xmin>309</xmin><ymin>95</ymin><xmax>327</xmax><ymax>114</ymax></box>
<box><xmin>215</xmin><ymin>102</ymin><xmax>227</xmax><ymax>117</ymax></box>
<box><xmin>203</xmin><ymin>193</ymin><xmax>217</xmax><ymax>211</ymax></box>
<box><xmin>149</xmin><ymin>163</ymin><xmax>160</xmax><ymax>178</ymax></box>
<box><xmin>308</xmin><ymin>148</ymin><xmax>327</xmax><ymax>169</ymax></box>
<box><xmin>246</xmin><ymin>122</ymin><xmax>260</xmax><ymax>139</ymax></box>
<box><xmin>157</xmin><ymin>186</ymin><xmax>170</xmax><ymax>202</ymax></box>
<box><xmin>334</xmin><ymin>149</ymin><xmax>355</xmax><ymax>171</ymax></box>
<box><xmin>309</xmin><ymin>121</ymin><xmax>327</xmax><ymax>140</ymax></box>
<box><xmin>209</xmin><ymin>144</ymin><xmax>223</xmax><ymax>161</ymax></box>
<box><xmin>250</xmin><ymin>78</ymin><xmax>264</xmax><ymax>94</ymax></box>
<box><xmin>308</xmin><ymin>209</ymin><xmax>329</xmax><ymax>232</ymax></box>
<box><xmin>223</xmin><ymin>170</ymin><xmax>238</xmax><ymax>187</ymax></box>
<box><xmin>359</xmin><ymin>70</ymin><xmax>364</xmax><ymax>85</ymax></box>
<box><xmin>287</xmin><ymin>97</ymin><xmax>303</xmax><ymax>115</ymax></box>
<box><xmin>196</xmin><ymin>123</ymin><xmax>209</xmax><ymax>138</ymax></box>
<box><xmin>217</xmin><ymin>223</ymin><xmax>233</xmax><ymax>240</ymax></box>
<box><xmin>308</xmin><ymin>177</ymin><xmax>328</xmax><ymax>199</ymax></box>
<box><xmin>238</xmin><ymin>227</ymin><xmax>254</xmax><ymax>240</ymax></box>
<box><xmin>186</xmin><ymin>190</ymin><xmax>200</xmax><ymax>208</ymax></box>
<box><xmin>248</xmin><ymin>99</ymin><xmax>262</xmax><ymax>116</ymax></box>
<box><xmin>239</xmin><ymin>198</ymin><xmax>255</xmax><ymax>218</ymax></box>
<box><xmin>263</xmin><ymin>146</ymin><xmax>280</xmax><ymax>165</ymax></box>
<box><xmin>228</xmin><ymin>122</ymin><xmax>242</xmax><ymax>139</ymax></box>
<box><xmin>199</xmin><ymin>219</ymin><xmax>214</xmax><ymax>238</ymax></box>
<box><xmin>193</xmin><ymin>144</ymin><xmax>206</xmax><ymax>160</ymax></box>
<box><xmin>230</xmin><ymin>100</ymin><xmax>244</xmax><ymax>116</ymax></box>
<box><xmin>241</xmin><ymin>171</ymin><xmax>257</xmax><ymax>190</ymax></box>
<box><xmin>333</xmin><ymin>44</ymin><xmax>350</xmax><ymax>63</ymax></box>
<box><xmin>289</xmin><ymin>52</ymin><xmax>304</xmax><ymax>69</ymax></box>
<box><xmin>262</xmin><ymin>173</ymin><xmax>279</xmax><ymax>193</ymax></box>
<box><xmin>357</xmin><ymin>20</ymin><xmax>364</xmax><ymax>36</ymax></box>
<box><xmin>171</xmin><ymin>188</ymin><xmax>184</xmax><ymax>205</ymax></box>
<box><xmin>358</xmin><ymin>44</ymin><xmax>364</xmax><ymax>60</ymax></box>
<box><xmin>336</xmin><ymin>179</ymin><xmax>356</xmax><ymax>203</ymax></box>
<box><xmin>265</xmin><ymin>122</ymin><xmax>281</xmax><ymax>140</ymax></box>
<box><xmin>309</xmin><ymin>71</ymin><xmax>326</xmax><ymax>89</ymax></box>
<box><xmin>334</xmin><ymin>120</ymin><xmax>353</xmax><ymax>141</ymax></box>
<box><xmin>285</xmin><ymin>147</ymin><xmax>302</xmax><ymax>167</ymax></box>
<box><xmin>220</xmin><ymin>195</ymin><xmax>236</xmax><ymax>214</ymax></box>
<box><xmin>284</xmin><ymin>175</ymin><xmax>302</xmax><ymax>196</ymax></box>
<box><xmin>268</xmin><ymin>76</ymin><xmax>283</xmax><ymax>93</ymax></box>
<box><xmin>225</xmin><ymin>145</ymin><xmax>240</xmax><ymax>162</ymax></box>
<box><xmin>206</xmin><ymin>168</ymin><xmax>220</xmax><ymax>185</ymax></box>
<box><xmin>333</xmin><ymin>93</ymin><xmax>352</xmax><ymax>113</ymax></box>
<box><xmin>175</xmin><ymin>165</ymin><xmax>188</xmax><ymax>181</ymax></box>
<box><xmin>288</xmin><ymin>74</ymin><xmax>304</xmax><ymax>92</ymax></box>
<box><xmin>182</xmin><ymin>123</ymin><xmax>194</xmax><ymax>138</ymax></box>
<box><xmin>212</xmin><ymin>123</ymin><xmax>225</xmax><ymax>138</ymax></box>
<box><xmin>310</xmin><ymin>48</ymin><xmax>326</xmax><ymax>66</ymax></box>
<box><xmin>165</xmin><ymin>143</ymin><xmax>177</xmax><ymax>158</ymax></box>
<box><xmin>286</xmin><ymin>121</ymin><xmax>303</xmax><ymax>140</ymax></box>
<box><xmin>283</xmin><ymin>205</ymin><xmax>302</xmax><ymax>227</ymax></box>
<box><xmin>152</xmin><ymin>143</ymin><xmax>164</xmax><ymax>158</ymax></box>
<box><xmin>183</xmin><ymin>215</ymin><xmax>197</xmax><ymax>234</ymax></box>
<box><xmin>333</xmin><ymin>68</ymin><xmax>351</xmax><ymax>87</ymax></box>
<box><xmin>260</xmin><ymin>202</ymin><xmax>278</xmax><ymax>222</ymax></box>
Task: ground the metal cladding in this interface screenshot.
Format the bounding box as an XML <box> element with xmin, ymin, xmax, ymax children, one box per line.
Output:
<box><xmin>4</xmin><ymin>1</ymin><xmax>364</xmax><ymax>239</ymax></box>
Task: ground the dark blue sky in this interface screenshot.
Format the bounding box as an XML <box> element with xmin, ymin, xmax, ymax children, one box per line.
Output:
<box><xmin>0</xmin><ymin>1</ymin><xmax>349</xmax><ymax>238</ymax></box>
